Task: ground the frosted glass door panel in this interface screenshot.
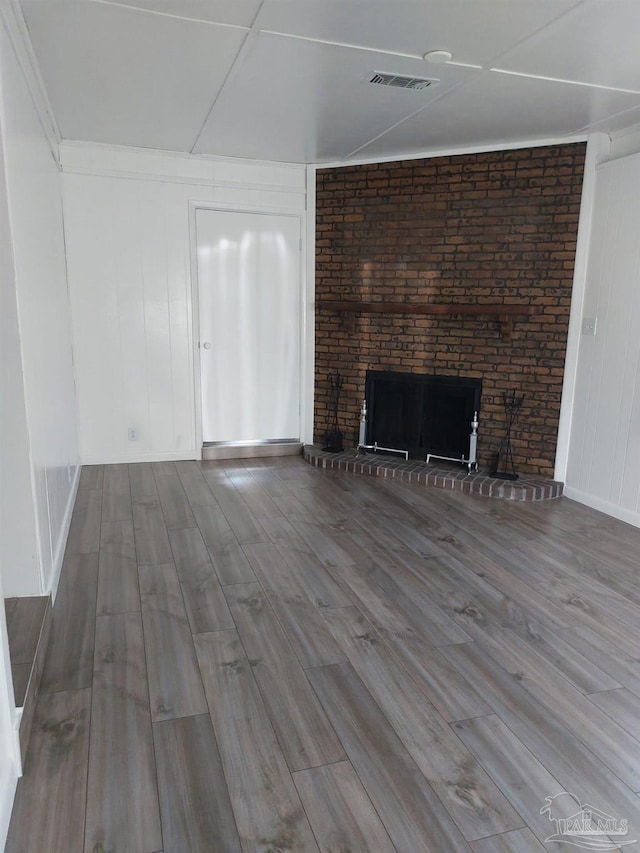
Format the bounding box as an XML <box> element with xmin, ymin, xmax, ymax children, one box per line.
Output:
<box><xmin>196</xmin><ymin>209</ymin><xmax>301</xmax><ymax>444</ymax></box>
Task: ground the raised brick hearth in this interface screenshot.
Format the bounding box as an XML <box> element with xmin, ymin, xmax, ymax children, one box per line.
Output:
<box><xmin>304</xmin><ymin>446</ymin><xmax>563</xmax><ymax>502</ymax></box>
<box><xmin>315</xmin><ymin>142</ymin><xmax>586</xmax><ymax>478</ymax></box>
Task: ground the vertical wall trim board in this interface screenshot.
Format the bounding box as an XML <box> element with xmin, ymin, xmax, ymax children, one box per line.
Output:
<box><xmin>565</xmin><ymin>143</ymin><xmax>640</xmax><ymax>516</ymax></box>
<box><xmin>188</xmin><ymin>200</ymin><xmax>204</xmax><ymax>456</ymax></box>
<box><xmin>565</xmin><ymin>164</ymin><xmax>609</xmax><ymax>492</ymax></box>
<box><xmin>59</xmin><ymin>178</ymin><xmax>81</xmax><ymax>469</ymax></box>
<box><xmin>42</xmin><ymin>469</ymin><xmax>55</xmax><ymax>578</ymax></box>
<box><xmin>584</xmin><ymin>168</ymin><xmax>615</xmax><ymax>491</ymax></box>
<box><xmin>49</xmin><ymin>463</ymin><xmax>80</xmax><ymax>603</ymax></box>
<box><xmin>608</xmin><ymin>194</ymin><xmax>640</xmax><ymax>506</ymax></box>
<box><xmin>618</xmin><ymin>243</ymin><xmax>640</xmax><ymax>510</ymax></box>
<box><xmin>554</xmin><ymin>133</ymin><xmax>610</xmax><ymax>482</ymax></box>
<box><xmin>302</xmin><ymin>165</ymin><xmax>316</xmax><ymax>445</ymax></box>
<box><xmin>583</xmin><ymin>165</ymin><xmax>620</xmax><ymax>497</ymax></box>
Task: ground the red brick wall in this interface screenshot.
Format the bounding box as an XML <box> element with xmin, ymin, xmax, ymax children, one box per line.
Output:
<box><xmin>314</xmin><ymin>143</ymin><xmax>586</xmax><ymax>477</ymax></box>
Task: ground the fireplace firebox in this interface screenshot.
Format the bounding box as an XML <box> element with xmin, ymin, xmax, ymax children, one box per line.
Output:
<box><xmin>364</xmin><ymin>371</ymin><xmax>482</xmax><ymax>463</ymax></box>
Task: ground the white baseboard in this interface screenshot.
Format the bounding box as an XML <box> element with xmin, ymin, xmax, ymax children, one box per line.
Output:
<box><xmin>48</xmin><ymin>464</ymin><xmax>81</xmax><ymax>603</ymax></box>
<box><xmin>563</xmin><ymin>485</ymin><xmax>640</xmax><ymax>529</ymax></box>
<box><xmin>80</xmin><ymin>449</ymin><xmax>198</xmax><ymax>465</ymax></box>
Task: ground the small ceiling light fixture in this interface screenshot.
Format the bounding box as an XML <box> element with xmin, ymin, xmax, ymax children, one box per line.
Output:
<box><xmin>424</xmin><ymin>49</ymin><xmax>453</xmax><ymax>64</ymax></box>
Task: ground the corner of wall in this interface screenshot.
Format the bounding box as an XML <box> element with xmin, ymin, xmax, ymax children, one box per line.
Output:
<box><xmin>48</xmin><ymin>462</ymin><xmax>80</xmax><ymax>602</ymax></box>
<box><xmin>563</xmin><ymin>485</ymin><xmax>640</xmax><ymax>528</ymax></box>
<box><xmin>554</xmin><ymin>132</ymin><xmax>611</xmax><ymax>482</ymax></box>
<box><xmin>608</xmin><ymin>125</ymin><xmax>640</xmax><ymax>162</ymax></box>
<box><xmin>302</xmin><ymin>164</ymin><xmax>316</xmax><ymax>445</ymax></box>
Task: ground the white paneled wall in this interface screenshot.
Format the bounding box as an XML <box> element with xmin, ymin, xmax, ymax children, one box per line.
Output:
<box><xmin>61</xmin><ymin>143</ymin><xmax>308</xmax><ymax>464</ymax></box>
<box><xmin>0</xmin><ymin>64</ymin><xmax>26</xmax><ymax>852</ymax></box>
<box><xmin>0</xmin><ymin>116</ymin><xmax>39</xmax><ymax>598</ymax></box>
<box><xmin>565</xmin><ymin>147</ymin><xmax>640</xmax><ymax>525</ymax></box>
<box><xmin>0</xmin><ymin>9</ymin><xmax>79</xmax><ymax>595</ymax></box>
<box><xmin>0</xmin><ymin>1</ymin><xmax>78</xmax><ymax>836</ymax></box>
<box><xmin>63</xmin><ymin>175</ymin><xmax>198</xmax><ymax>461</ymax></box>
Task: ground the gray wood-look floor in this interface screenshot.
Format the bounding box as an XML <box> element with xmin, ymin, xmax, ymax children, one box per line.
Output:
<box><xmin>4</xmin><ymin>596</ymin><xmax>48</xmax><ymax>707</ymax></box>
<box><xmin>7</xmin><ymin>455</ymin><xmax>640</xmax><ymax>852</ymax></box>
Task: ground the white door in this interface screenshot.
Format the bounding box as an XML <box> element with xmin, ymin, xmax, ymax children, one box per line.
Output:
<box><xmin>196</xmin><ymin>208</ymin><xmax>301</xmax><ymax>445</ymax></box>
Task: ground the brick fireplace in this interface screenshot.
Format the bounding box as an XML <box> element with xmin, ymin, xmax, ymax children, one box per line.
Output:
<box><xmin>314</xmin><ymin>143</ymin><xmax>586</xmax><ymax>477</ymax></box>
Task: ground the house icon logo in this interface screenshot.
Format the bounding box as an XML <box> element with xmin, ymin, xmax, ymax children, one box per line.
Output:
<box><xmin>541</xmin><ymin>792</ymin><xmax>637</xmax><ymax>849</ymax></box>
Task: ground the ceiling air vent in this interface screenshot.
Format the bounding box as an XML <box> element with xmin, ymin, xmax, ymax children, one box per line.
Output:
<box><xmin>369</xmin><ymin>72</ymin><xmax>437</xmax><ymax>91</ymax></box>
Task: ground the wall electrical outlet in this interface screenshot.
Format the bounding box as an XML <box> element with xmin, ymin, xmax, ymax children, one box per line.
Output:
<box><xmin>582</xmin><ymin>317</ymin><xmax>597</xmax><ymax>336</ymax></box>
<box><xmin>128</xmin><ymin>427</ymin><xmax>137</xmax><ymax>441</ymax></box>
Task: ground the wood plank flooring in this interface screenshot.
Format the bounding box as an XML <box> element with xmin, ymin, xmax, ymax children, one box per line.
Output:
<box><xmin>4</xmin><ymin>596</ymin><xmax>48</xmax><ymax>706</ymax></box>
<box><xmin>7</xmin><ymin>455</ymin><xmax>640</xmax><ymax>852</ymax></box>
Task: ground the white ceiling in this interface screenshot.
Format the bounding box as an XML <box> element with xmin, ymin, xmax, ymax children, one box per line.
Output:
<box><xmin>18</xmin><ymin>0</ymin><xmax>640</xmax><ymax>164</ymax></box>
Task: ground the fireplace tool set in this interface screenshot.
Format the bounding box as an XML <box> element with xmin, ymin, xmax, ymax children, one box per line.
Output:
<box><xmin>490</xmin><ymin>389</ymin><xmax>524</xmax><ymax>480</ymax></box>
<box><xmin>322</xmin><ymin>371</ymin><xmax>344</xmax><ymax>452</ymax></box>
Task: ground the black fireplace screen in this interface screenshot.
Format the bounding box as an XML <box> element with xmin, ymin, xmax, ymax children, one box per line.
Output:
<box><xmin>365</xmin><ymin>371</ymin><xmax>482</xmax><ymax>460</ymax></box>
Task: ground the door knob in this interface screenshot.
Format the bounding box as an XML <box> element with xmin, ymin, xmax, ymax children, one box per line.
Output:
<box><xmin>202</xmin><ymin>342</ymin><xmax>212</xmax><ymax>350</ymax></box>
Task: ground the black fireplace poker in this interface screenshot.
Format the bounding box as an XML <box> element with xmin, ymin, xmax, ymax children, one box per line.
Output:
<box><xmin>490</xmin><ymin>389</ymin><xmax>524</xmax><ymax>480</ymax></box>
<box><xmin>322</xmin><ymin>371</ymin><xmax>344</xmax><ymax>452</ymax></box>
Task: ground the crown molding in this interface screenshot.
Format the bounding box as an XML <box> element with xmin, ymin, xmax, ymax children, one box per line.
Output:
<box><xmin>0</xmin><ymin>0</ymin><xmax>61</xmax><ymax>164</ymax></box>
<box><xmin>58</xmin><ymin>139</ymin><xmax>307</xmax><ymax>192</ymax></box>
<box><xmin>318</xmin><ymin>133</ymin><xmax>588</xmax><ymax>169</ymax></box>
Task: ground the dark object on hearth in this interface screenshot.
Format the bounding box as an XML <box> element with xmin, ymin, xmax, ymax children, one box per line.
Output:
<box><xmin>490</xmin><ymin>389</ymin><xmax>524</xmax><ymax>480</ymax></box>
<box><xmin>323</xmin><ymin>371</ymin><xmax>344</xmax><ymax>452</ymax></box>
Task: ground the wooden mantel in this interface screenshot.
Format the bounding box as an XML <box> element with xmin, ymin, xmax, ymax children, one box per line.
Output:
<box><xmin>317</xmin><ymin>301</ymin><xmax>537</xmax><ymax>341</ymax></box>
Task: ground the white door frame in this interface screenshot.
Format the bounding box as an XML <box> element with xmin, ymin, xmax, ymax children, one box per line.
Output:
<box><xmin>188</xmin><ymin>200</ymin><xmax>309</xmax><ymax>456</ymax></box>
